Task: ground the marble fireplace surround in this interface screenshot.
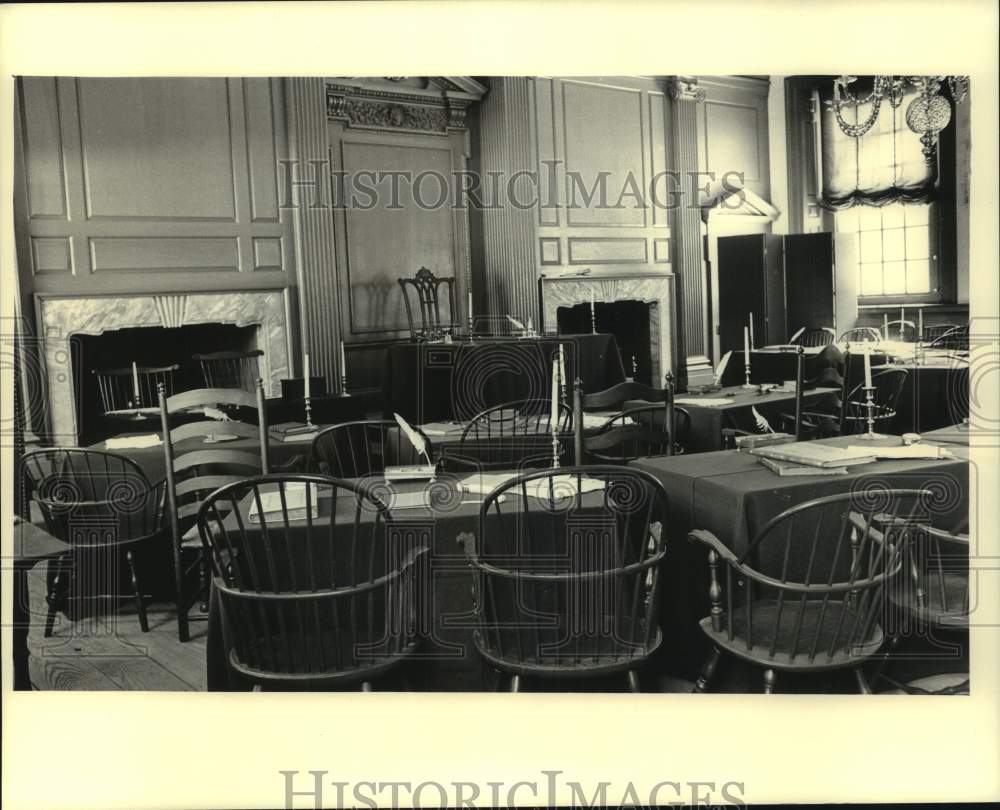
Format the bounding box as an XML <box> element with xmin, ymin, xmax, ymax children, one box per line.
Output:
<box><xmin>539</xmin><ymin>272</ymin><xmax>676</xmax><ymax>384</ymax></box>
<box><xmin>35</xmin><ymin>289</ymin><xmax>293</xmax><ymax>445</ymax></box>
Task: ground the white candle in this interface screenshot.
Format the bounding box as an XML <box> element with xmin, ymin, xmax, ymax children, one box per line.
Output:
<box><xmin>918</xmin><ymin>308</ymin><xmax>924</xmax><ymax>338</ymax></box>
<box><xmin>303</xmin><ymin>353</ymin><xmax>310</xmax><ymax>400</ymax></box>
<box><xmin>864</xmin><ymin>349</ymin><xmax>872</xmax><ymax>389</ymax></box>
<box><xmin>340</xmin><ymin>340</ymin><xmax>347</xmax><ymax>375</ymax></box>
<box><xmin>550</xmin><ymin>358</ymin><xmax>559</xmax><ymax>433</ymax></box>
<box><xmin>744</xmin><ymin>325</ymin><xmax>751</xmax><ymax>366</ymax></box>
<box><xmin>748</xmin><ymin>313</ymin><xmax>755</xmax><ymax>349</ymax></box>
<box><xmin>900</xmin><ymin>308</ymin><xmax>905</xmax><ymax>339</ymax></box>
<box><xmin>467</xmin><ymin>291</ymin><xmax>473</xmax><ymax>323</ymax></box>
<box><xmin>527</xmin><ymin>316</ymin><xmax>534</xmax><ymax>334</ymax></box>
<box><xmin>883</xmin><ymin>313</ymin><xmax>889</xmax><ymax>338</ymax></box>
<box><xmin>132</xmin><ymin>362</ymin><xmax>140</xmax><ymax>407</ymax></box>
<box><xmin>558</xmin><ymin>344</ymin><xmax>566</xmax><ymax>389</ymax></box>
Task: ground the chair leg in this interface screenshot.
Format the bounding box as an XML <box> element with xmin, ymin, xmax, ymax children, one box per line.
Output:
<box><xmin>692</xmin><ymin>646</ymin><xmax>722</xmax><ymax>693</ymax></box>
<box><xmin>125</xmin><ymin>550</ymin><xmax>148</xmax><ymax>633</ymax></box>
<box><xmin>854</xmin><ymin>667</ymin><xmax>873</xmax><ymax>695</ymax></box>
<box><xmin>361</xmin><ymin>681</ymin><xmax>373</xmax><ymax>692</ymax></box>
<box><xmin>43</xmin><ymin>556</ymin><xmax>68</xmax><ymax>638</ymax></box>
<box><xmin>867</xmin><ymin>634</ymin><xmax>900</xmax><ymax>691</ymax></box>
<box><xmin>198</xmin><ymin>553</ymin><xmax>209</xmax><ymax>613</ymax></box>
<box><xmin>509</xmin><ymin>674</ymin><xmax>522</xmax><ymax>693</ymax></box>
<box><xmin>252</xmin><ymin>683</ymin><xmax>262</xmax><ymax>693</ymax></box>
<box><xmin>626</xmin><ymin>670</ymin><xmax>641</xmax><ymax>693</ymax></box>
<box><xmin>763</xmin><ymin>668</ymin><xmax>777</xmax><ymax>694</ymax></box>
<box><xmin>172</xmin><ymin>538</ymin><xmax>190</xmax><ymax>643</ymax></box>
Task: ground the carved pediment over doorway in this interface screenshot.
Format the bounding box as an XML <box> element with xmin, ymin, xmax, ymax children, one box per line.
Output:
<box><xmin>326</xmin><ymin>77</ymin><xmax>487</xmax><ymax>133</ymax></box>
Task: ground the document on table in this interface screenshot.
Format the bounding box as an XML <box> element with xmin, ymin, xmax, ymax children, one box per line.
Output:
<box><xmin>418</xmin><ymin>421</ymin><xmax>465</xmax><ymax>436</ymax></box>
<box><xmin>845</xmin><ymin>444</ymin><xmax>954</xmax><ymax>460</ymax></box>
<box><xmin>524</xmin><ymin>475</ymin><xmax>606</xmax><ymax>500</ymax></box>
<box><xmin>458</xmin><ymin>472</ymin><xmax>521</xmax><ymax>495</ymax></box>
<box><xmin>105</xmin><ymin>434</ymin><xmax>162</xmax><ymax>450</ymax></box>
<box><xmin>581</xmin><ymin>411</ymin><xmax>634</xmax><ymax>429</ymax></box>
<box><xmin>675</xmin><ymin>397</ymin><xmax>732</xmax><ymax>407</ymax></box>
<box><xmin>248</xmin><ymin>483</ymin><xmax>320</xmax><ymax>523</ymax></box>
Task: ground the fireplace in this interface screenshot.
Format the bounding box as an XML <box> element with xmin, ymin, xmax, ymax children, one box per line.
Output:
<box><xmin>540</xmin><ymin>272</ymin><xmax>675</xmax><ymax>385</ymax></box>
<box><xmin>35</xmin><ymin>289</ymin><xmax>293</xmax><ymax>445</ymax></box>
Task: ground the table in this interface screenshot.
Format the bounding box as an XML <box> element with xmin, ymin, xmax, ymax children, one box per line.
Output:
<box><xmin>88</xmin><ymin>429</ymin><xmax>327</xmax><ymax>483</ymax></box>
<box><xmin>12</xmin><ymin>517</ymin><xmax>71</xmax><ymax>689</ymax></box>
<box><xmin>719</xmin><ymin>345</ymin><xmax>860</xmax><ymax>387</ymax></box>
<box><xmin>633</xmin><ymin>385</ymin><xmax>839</xmax><ymax>452</ymax></box>
<box><xmin>631</xmin><ymin>434</ymin><xmax>969</xmax><ymax>677</ymax></box>
<box><xmin>383</xmin><ymin>334</ymin><xmax>626</xmax><ymax>423</ymax></box>
<box><xmin>205</xmin><ymin>471</ymin><xmax>613</xmax><ymax>691</ymax></box>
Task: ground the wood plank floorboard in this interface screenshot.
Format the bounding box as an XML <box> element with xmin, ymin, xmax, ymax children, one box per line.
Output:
<box><xmin>24</xmin><ymin>566</ymin><xmax>207</xmax><ymax>691</ymax></box>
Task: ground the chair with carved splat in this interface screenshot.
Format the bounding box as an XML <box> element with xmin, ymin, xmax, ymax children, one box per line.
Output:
<box><xmin>689</xmin><ymin>489</ymin><xmax>929</xmax><ymax>694</ymax></box>
<box><xmin>398</xmin><ymin>267</ymin><xmax>457</xmax><ymax>341</ymax></box>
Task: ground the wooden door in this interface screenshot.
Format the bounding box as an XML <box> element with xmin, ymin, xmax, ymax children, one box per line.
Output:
<box><xmin>784</xmin><ymin>232</ymin><xmax>834</xmax><ymax>334</ymax></box>
<box><xmin>717</xmin><ymin>234</ymin><xmax>766</xmax><ymax>355</ymax></box>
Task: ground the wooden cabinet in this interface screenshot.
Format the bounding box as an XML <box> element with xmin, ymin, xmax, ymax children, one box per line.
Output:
<box><xmin>717</xmin><ymin>234</ymin><xmax>785</xmax><ymax>354</ymax></box>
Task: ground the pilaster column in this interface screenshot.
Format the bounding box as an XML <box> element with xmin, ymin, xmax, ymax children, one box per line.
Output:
<box><xmin>479</xmin><ymin>77</ymin><xmax>539</xmax><ymax>324</ymax></box>
<box><xmin>668</xmin><ymin>76</ymin><xmax>711</xmax><ymax>382</ymax></box>
<box><xmin>284</xmin><ymin>77</ymin><xmax>341</xmax><ymax>386</ymax></box>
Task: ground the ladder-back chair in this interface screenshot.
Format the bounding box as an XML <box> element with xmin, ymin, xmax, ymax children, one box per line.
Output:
<box><xmin>193</xmin><ymin>349</ymin><xmax>264</xmax><ymax>393</ymax></box>
<box><xmin>197</xmin><ymin>474</ymin><xmax>428</xmax><ymax>690</ymax></box>
<box><xmin>689</xmin><ymin>488</ymin><xmax>930</xmax><ymax>694</ymax></box>
<box><xmin>398</xmin><ymin>266</ymin><xmax>457</xmax><ymax>341</ymax></box>
<box><xmin>459</xmin><ymin>465</ymin><xmax>668</xmax><ymax>691</ymax></box>
<box><xmin>159</xmin><ymin>382</ymin><xmax>269</xmax><ymax>642</ymax></box>
<box><xmin>308</xmin><ymin>420</ymin><xmax>435</xmax><ymax>478</ymax></box>
<box><xmin>778</xmin><ymin>347</ymin><xmax>846</xmax><ymax>440</ymax></box>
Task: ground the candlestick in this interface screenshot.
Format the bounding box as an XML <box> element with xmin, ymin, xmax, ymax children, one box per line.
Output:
<box><xmin>338</xmin><ymin>342</ymin><xmax>350</xmax><ymax>396</ymax></box>
<box><xmin>467</xmin><ymin>291</ymin><xmax>474</xmax><ymax>337</ymax></box>
<box><xmin>558</xmin><ymin>345</ymin><xmax>567</xmax><ymax>402</ymax></box>
<box><xmin>550</xmin><ymin>357</ymin><xmax>561</xmax><ymax>468</ymax></box>
<box><xmin>858</xmin><ymin>385</ymin><xmax>885</xmax><ymax>440</ymax></box>
<box><xmin>527</xmin><ymin>316</ymin><xmax>534</xmax><ymax>336</ymax></box>
<box><xmin>742</xmin><ymin>327</ymin><xmax>754</xmax><ymax>388</ymax></box>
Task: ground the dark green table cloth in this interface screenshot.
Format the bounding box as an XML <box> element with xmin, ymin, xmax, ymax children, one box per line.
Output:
<box><xmin>383</xmin><ymin>334</ymin><xmax>626</xmax><ymax>423</ymax></box>
<box><xmin>883</xmin><ymin>361</ymin><xmax>970</xmax><ymax>434</ymax></box>
<box><xmin>630</xmin><ymin>435</ymin><xmax>969</xmax><ymax>677</ymax></box>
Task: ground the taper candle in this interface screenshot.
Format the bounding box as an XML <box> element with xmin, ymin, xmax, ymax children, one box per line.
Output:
<box><xmin>900</xmin><ymin>308</ymin><xmax>905</xmax><ymax>339</ymax></box>
<box><xmin>303</xmin><ymin>353</ymin><xmax>311</xmax><ymax>400</ymax></box>
<box><xmin>864</xmin><ymin>348</ymin><xmax>872</xmax><ymax>389</ymax></box>
<box><xmin>550</xmin><ymin>357</ymin><xmax>559</xmax><ymax>433</ymax></box>
<box><xmin>340</xmin><ymin>340</ymin><xmax>347</xmax><ymax>375</ymax></box>
<box><xmin>558</xmin><ymin>344</ymin><xmax>566</xmax><ymax>389</ymax></box>
<box><xmin>748</xmin><ymin>313</ymin><xmax>755</xmax><ymax>348</ymax></box>
<box><xmin>918</xmin><ymin>308</ymin><xmax>924</xmax><ymax>338</ymax></box>
<box><xmin>744</xmin><ymin>325</ymin><xmax>750</xmax><ymax>359</ymax></box>
<box><xmin>883</xmin><ymin>313</ymin><xmax>889</xmax><ymax>338</ymax></box>
<box><xmin>132</xmin><ymin>362</ymin><xmax>140</xmax><ymax>407</ymax></box>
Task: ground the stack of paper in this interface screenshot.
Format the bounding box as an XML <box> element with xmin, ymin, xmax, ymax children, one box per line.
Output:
<box><xmin>752</xmin><ymin>442</ymin><xmax>877</xmax><ymax>469</ymax></box>
<box><xmin>524</xmin><ymin>475</ymin><xmax>606</xmax><ymax>500</ymax></box>
<box><xmin>675</xmin><ymin>397</ymin><xmax>732</xmax><ymax>407</ymax></box>
<box><xmin>845</xmin><ymin>444</ymin><xmax>953</xmax><ymax>461</ymax></box>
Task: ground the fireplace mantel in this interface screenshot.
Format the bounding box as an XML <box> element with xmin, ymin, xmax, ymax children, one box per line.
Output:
<box><xmin>35</xmin><ymin>289</ymin><xmax>293</xmax><ymax>445</ymax></box>
<box><xmin>539</xmin><ymin>271</ymin><xmax>676</xmax><ymax>383</ymax></box>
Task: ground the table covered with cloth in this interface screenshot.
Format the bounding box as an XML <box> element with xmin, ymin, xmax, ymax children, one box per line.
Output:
<box><xmin>630</xmin><ymin>434</ymin><xmax>969</xmax><ymax>677</ymax></box>
<box><xmin>383</xmin><ymin>334</ymin><xmax>626</xmax><ymax>423</ymax></box>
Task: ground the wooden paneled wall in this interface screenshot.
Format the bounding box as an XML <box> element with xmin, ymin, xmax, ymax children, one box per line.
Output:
<box><xmin>14</xmin><ymin>78</ymin><xmax>295</xmax><ymax>297</ymax></box>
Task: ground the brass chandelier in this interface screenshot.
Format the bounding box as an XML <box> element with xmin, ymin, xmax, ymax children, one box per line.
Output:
<box><xmin>828</xmin><ymin>75</ymin><xmax>969</xmax><ymax>164</ymax></box>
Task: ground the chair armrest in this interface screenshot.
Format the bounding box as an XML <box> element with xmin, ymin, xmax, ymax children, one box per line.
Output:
<box><xmin>456</xmin><ymin>531</ymin><xmax>477</xmax><ymax>559</ymax></box>
<box><xmin>687</xmin><ymin>529</ymin><xmax>740</xmax><ymax>564</ymax></box>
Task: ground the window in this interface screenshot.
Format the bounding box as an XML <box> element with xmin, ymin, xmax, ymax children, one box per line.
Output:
<box><xmin>836</xmin><ymin>201</ymin><xmax>939</xmax><ymax>300</ymax></box>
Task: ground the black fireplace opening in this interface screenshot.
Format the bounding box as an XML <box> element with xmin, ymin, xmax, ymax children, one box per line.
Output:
<box><xmin>556</xmin><ymin>301</ymin><xmax>653</xmax><ymax>386</ymax></box>
<box><xmin>73</xmin><ymin>323</ymin><xmax>258</xmax><ymax>445</ymax></box>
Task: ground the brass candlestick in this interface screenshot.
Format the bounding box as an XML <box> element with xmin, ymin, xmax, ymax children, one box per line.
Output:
<box><xmin>858</xmin><ymin>385</ymin><xmax>884</xmax><ymax>440</ymax></box>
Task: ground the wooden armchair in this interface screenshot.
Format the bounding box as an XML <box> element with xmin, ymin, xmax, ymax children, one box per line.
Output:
<box><xmin>455</xmin><ymin>398</ymin><xmax>573</xmax><ymax>472</ymax></box>
<box><xmin>689</xmin><ymin>489</ymin><xmax>929</xmax><ymax>694</ymax></box>
<box><xmin>308</xmin><ymin>420</ymin><xmax>434</xmax><ymax>478</ymax></box>
<box><xmin>193</xmin><ymin>349</ymin><xmax>264</xmax><ymax>393</ymax></box>
<box><xmin>838</xmin><ymin>327</ymin><xmax>882</xmax><ymax>345</ymax></box>
<box><xmin>459</xmin><ymin>466</ymin><xmax>668</xmax><ymax>692</ymax></box>
<box><xmin>398</xmin><ymin>266</ymin><xmax>457</xmax><ymax>341</ymax></box>
<box><xmin>93</xmin><ymin>363</ymin><xmax>179</xmax><ymax>420</ymax></box>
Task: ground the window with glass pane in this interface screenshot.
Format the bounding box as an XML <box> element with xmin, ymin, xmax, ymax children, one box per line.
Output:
<box><xmin>836</xmin><ymin>202</ymin><xmax>936</xmax><ymax>298</ymax></box>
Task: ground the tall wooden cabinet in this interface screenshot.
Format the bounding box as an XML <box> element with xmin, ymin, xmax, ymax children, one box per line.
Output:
<box><xmin>717</xmin><ymin>234</ymin><xmax>786</xmax><ymax>355</ymax></box>
<box><xmin>716</xmin><ymin>231</ymin><xmax>858</xmax><ymax>356</ymax></box>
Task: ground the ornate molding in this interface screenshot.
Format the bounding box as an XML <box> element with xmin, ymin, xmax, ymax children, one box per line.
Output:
<box><xmin>326</xmin><ymin>77</ymin><xmax>486</xmax><ymax>132</ymax></box>
<box><xmin>36</xmin><ymin>290</ymin><xmax>291</xmax><ymax>445</ymax></box>
<box><xmin>668</xmin><ymin>76</ymin><xmax>706</xmax><ymax>103</ymax></box>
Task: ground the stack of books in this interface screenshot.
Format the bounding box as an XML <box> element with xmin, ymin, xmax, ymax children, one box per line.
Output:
<box><xmin>268</xmin><ymin>422</ymin><xmax>320</xmax><ymax>443</ymax></box>
<box><xmin>751</xmin><ymin>442</ymin><xmax>876</xmax><ymax>477</ymax></box>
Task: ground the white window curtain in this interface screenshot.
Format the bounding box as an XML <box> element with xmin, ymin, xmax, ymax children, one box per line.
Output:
<box><xmin>821</xmin><ymin>82</ymin><xmax>935</xmax><ymax>209</ymax></box>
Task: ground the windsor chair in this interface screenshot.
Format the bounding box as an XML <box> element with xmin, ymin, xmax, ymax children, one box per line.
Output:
<box><xmin>308</xmin><ymin>420</ymin><xmax>435</xmax><ymax>478</ymax></box>
<box><xmin>193</xmin><ymin>349</ymin><xmax>264</xmax><ymax>393</ymax></box>
<box><xmin>93</xmin><ymin>364</ymin><xmax>179</xmax><ymax>420</ymax></box>
<box><xmin>456</xmin><ymin>398</ymin><xmax>573</xmax><ymax>472</ymax></box>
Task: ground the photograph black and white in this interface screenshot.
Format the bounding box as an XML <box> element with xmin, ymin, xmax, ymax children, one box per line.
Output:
<box><xmin>1</xmin><ymin>2</ymin><xmax>998</xmax><ymax>809</ymax></box>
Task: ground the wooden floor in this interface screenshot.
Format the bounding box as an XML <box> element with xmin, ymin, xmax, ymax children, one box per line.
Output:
<box><xmin>23</xmin><ymin>566</ymin><xmax>968</xmax><ymax>694</ymax></box>
<box><xmin>24</xmin><ymin>566</ymin><xmax>207</xmax><ymax>691</ymax></box>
